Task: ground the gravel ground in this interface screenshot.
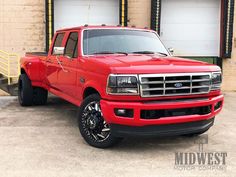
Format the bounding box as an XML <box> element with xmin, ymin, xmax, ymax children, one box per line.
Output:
<box><xmin>0</xmin><ymin>93</ymin><xmax>235</xmax><ymax>177</ymax></box>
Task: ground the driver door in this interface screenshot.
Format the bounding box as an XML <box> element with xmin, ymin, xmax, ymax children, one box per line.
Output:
<box><xmin>46</xmin><ymin>32</ymin><xmax>65</xmax><ymax>90</ymax></box>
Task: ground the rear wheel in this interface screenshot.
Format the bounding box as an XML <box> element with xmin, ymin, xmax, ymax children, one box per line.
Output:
<box><xmin>33</xmin><ymin>87</ymin><xmax>48</xmax><ymax>105</ymax></box>
<box><xmin>78</xmin><ymin>94</ymin><xmax>122</xmax><ymax>148</ymax></box>
<box><xmin>18</xmin><ymin>74</ymin><xmax>33</xmax><ymax>106</ymax></box>
<box><xmin>18</xmin><ymin>74</ymin><xmax>48</xmax><ymax>106</ymax></box>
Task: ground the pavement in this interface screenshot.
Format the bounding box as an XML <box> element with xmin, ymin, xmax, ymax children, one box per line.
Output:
<box><xmin>0</xmin><ymin>93</ymin><xmax>235</xmax><ymax>177</ymax></box>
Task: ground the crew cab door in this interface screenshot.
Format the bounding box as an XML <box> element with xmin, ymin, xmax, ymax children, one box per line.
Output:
<box><xmin>57</xmin><ymin>31</ymin><xmax>78</xmax><ymax>98</ymax></box>
<box><xmin>46</xmin><ymin>32</ymin><xmax>65</xmax><ymax>89</ymax></box>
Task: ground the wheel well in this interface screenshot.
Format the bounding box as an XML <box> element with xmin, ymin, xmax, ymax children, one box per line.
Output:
<box><xmin>83</xmin><ymin>87</ymin><xmax>100</xmax><ymax>99</ymax></box>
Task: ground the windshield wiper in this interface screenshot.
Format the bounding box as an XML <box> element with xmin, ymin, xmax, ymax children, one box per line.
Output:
<box><xmin>92</xmin><ymin>51</ymin><xmax>128</xmax><ymax>56</ymax></box>
<box><xmin>132</xmin><ymin>51</ymin><xmax>168</xmax><ymax>56</ymax></box>
<box><xmin>156</xmin><ymin>52</ymin><xmax>168</xmax><ymax>56</ymax></box>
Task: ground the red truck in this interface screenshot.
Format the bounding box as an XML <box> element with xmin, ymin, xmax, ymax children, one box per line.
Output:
<box><xmin>18</xmin><ymin>26</ymin><xmax>223</xmax><ymax>148</ymax></box>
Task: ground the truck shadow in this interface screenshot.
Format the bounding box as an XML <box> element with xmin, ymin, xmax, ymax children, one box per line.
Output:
<box><xmin>46</xmin><ymin>96</ymin><xmax>206</xmax><ymax>151</ymax></box>
<box><xmin>113</xmin><ymin>136</ymin><xmax>202</xmax><ymax>152</ymax></box>
<box><xmin>10</xmin><ymin>96</ymin><xmax>207</xmax><ymax>151</ymax></box>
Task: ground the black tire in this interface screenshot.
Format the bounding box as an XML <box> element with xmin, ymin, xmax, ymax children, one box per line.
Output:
<box><xmin>33</xmin><ymin>87</ymin><xmax>48</xmax><ymax>105</ymax></box>
<box><xmin>78</xmin><ymin>94</ymin><xmax>122</xmax><ymax>148</ymax></box>
<box><xmin>18</xmin><ymin>74</ymin><xmax>33</xmax><ymax>106</ymax></box>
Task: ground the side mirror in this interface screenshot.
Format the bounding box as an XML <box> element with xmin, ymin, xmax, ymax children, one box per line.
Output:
<box><xmin>53</xmin><ymin>47</ymin><xmax>65</xmax><ymax>55</ymax></box>
<box><xmin>168</xmin><ymin>47</ymin><xmax>174</xmax><ymax>55</ymax></box>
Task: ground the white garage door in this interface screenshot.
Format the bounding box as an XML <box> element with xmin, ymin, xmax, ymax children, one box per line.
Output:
<box><xmin>160</xmin><ymin>0</ymin><xmax>221</xmax><ymax>56</ymax></box>
<box><xmin>54</xmin><ymin>0</ymin><xmax>119</xmax><ymax>31</ymax></box>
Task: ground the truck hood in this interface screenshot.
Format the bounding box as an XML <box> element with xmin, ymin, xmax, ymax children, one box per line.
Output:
<box><xmin>88</xmin><ymin>54</ymin><xmax>221</xmax><ymax>74</ymax></box>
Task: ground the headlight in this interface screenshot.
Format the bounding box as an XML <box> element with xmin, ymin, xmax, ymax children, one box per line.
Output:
<box><xmin>211</xmin><ymin>72</ymin><xmax>222</xmax><ymax>90</ymax></box>
<box><xmin>107</xmin><ymin>75</ymin><xmax>139</xmax><ymax>95</ymax></box>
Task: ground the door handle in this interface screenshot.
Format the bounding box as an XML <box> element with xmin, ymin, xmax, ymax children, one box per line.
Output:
<box><xmin>56</xmin><ymin>56</ymin><xmax>68</xmax><ymax>73</ymax></box>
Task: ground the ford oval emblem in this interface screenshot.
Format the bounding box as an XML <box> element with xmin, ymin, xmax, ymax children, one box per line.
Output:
<box><xmin>174</xmin><ymin>83</ymin><xmax>183</xmax><ymax>88</ymax></box>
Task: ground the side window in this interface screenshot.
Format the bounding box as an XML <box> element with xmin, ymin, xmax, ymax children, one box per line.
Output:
<box><xmin>52</xmin><ymin>33</ymin><xmax>65</xmax><ymax>55</ymax></box>
<box><xmin>65</xmin><ymin>32</ymin><xmax>78</xmax><ymax>58</ymax></box>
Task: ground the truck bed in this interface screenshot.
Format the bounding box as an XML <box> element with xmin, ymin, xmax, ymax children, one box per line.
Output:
<box><xmin>25</xmin><ymin>52</ymin><xmax>47</xmax><ymax>57</ymax></box>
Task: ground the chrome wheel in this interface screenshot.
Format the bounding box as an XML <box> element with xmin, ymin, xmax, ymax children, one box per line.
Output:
<box><xmin>81</xmin><ymin>101</ymin><xmax>111</xmax><ymax>142</ymax></box>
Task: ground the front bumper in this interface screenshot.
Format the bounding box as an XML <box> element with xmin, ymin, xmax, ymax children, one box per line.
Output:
<box><xmin>110</xmin><ymin>118</ymin><xmax>215</xmax><ymax>137</ymax></box>
<box><xmin>100</xmin><ymin>94</ymin><xmax>223</xmax><ymax>126</ymax></box>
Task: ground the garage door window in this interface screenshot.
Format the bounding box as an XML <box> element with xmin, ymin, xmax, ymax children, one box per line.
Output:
<box><xmin>65</xmin><ymin>32</ymin><xmax>78</xmax><ymax>58</ymax></box>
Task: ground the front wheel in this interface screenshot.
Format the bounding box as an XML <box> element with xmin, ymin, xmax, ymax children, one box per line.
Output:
<box><xmin>78</xmin><ymin>94</ymin><xmax>122</xmax><ymax>148</ymax></box>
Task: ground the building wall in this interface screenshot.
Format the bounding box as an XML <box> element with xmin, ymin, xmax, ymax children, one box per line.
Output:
<box><xmin>222</xmin><ymin>4</ymin><xmax>236</xmax><ymax>91</ymax></box>
<box><xmin>0</xmin><ymin>0</ymin><xmax>45</xmax><ymax>56</ymax></box>
<box><xmin>0</xmin><ymin>0</ymin><xmax>151</xmax><ymax>55</ymax></box>
<box><xmin>127</xmin><ymin>0</ymin><xmax>151</xmax><ymax>28</ymax></box>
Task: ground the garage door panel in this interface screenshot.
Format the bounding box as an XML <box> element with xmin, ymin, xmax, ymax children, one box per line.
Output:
<box><xmin>162</xmin><ymin>8</ymin><xmax>220</xmax><ymax>24</ymax></box>
<box><xmin>161</xmin><ymin>24</ymin><xmax>220</xmax><ymax>41</ymax></box>
<box><xmin>89</xmin><ymin>4</ymin><xmax>119</xmax><ymax>24</ymax></box>
<box><xmin>165</xmin><ymin>40</ymin><xmax>220</xmax><ymax>56</ymax></box>
<box><xmin>163</xmin><ymin>0</ymin><xmax>220</xmax><ymax>8</ymax></box>
<box><xmin>160</xmin><ymin>0</ymin><xmax>221</xmax><ymax>57</ymax></box>
<box><xmin>54</xmin><ymin>0</ymin><xmax>119</xmax><ymax>31</ymax></box>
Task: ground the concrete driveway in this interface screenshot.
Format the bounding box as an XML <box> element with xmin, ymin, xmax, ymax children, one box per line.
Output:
<box><xmin>0</xmin><ymin>93</ymin><xmax>235</xmax><ymax>177</ymax></box>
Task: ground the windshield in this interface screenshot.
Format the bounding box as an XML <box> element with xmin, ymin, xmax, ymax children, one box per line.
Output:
<box><xmin>83</xmin><ymin>29</ymin><xmax>169</xmax><ymax>56</ymax></box>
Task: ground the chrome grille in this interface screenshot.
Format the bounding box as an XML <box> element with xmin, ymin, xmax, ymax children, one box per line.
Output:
<box><xmin>139</xmin><ymin>73</ymin><xmax>211</xmax><ymax>97</ymax></box>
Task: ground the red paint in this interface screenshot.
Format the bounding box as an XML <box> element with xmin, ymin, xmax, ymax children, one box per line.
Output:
<box><xmin>20</xmin><ymin>26</ymin><xmax>223</xmax><ymax>127</ymax></box>
<box><xmin>100</xmin><ymin>95</ymin><xmax>223</xmax><ymax>126</ymax></box>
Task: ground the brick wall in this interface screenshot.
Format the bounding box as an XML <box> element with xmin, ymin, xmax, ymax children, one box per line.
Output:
<box><xmin>222</xmin><ymin>5</ymin><xmax>236</xmax><ymax>91</ymax></box>
<box><xmin>127</xmin><ymin>0</ymin><xmax>151</xmax><ymax>28</ymax></box>
<box><xmin>0</xmin><ymin>0</ymin><xmax>45</xmax><ymax>56</ymax></box>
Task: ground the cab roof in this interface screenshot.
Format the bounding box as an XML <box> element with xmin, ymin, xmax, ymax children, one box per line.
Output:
<box><xmin>56</xmin><ymin>25</ymin><xmax>153</xmax><ymax>33</ymax></box>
